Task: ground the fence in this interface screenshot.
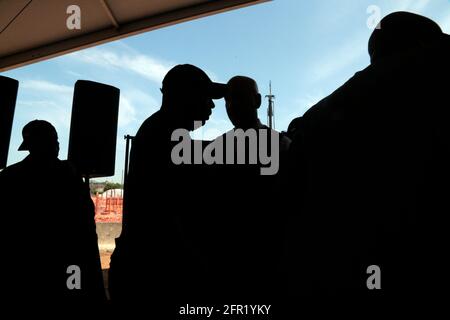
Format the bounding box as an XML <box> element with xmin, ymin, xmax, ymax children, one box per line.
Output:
<box><xmin>92</xmin><ymin>191</ymin><xmax>123</xmax><ymax>223</ymax></box>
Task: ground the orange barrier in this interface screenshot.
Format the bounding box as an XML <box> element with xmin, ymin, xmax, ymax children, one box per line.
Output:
<box><xmin>92</xmin><ymin>195</ymin><xmax>123</xmax><ymax>223</ymax></box>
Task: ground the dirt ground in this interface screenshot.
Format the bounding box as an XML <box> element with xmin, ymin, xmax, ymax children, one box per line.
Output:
<box><xmin>96</xmin><ymin>222</ymin><xmax>121</xmax><ymax>270</ymax></box>
<box><xmin>100</xmin><ymin>250</ymin><xmax>112</xmax><ymax>270</ymax></box>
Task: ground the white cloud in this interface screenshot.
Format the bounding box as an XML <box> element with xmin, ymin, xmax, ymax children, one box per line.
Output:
<box><xmin>204</xmin><ymin>69</ymin><xmax>222</xmax><ymax>83</ymax></box>
<box><xmin>295</xmin><ymin>93</ymin><xmax>325</xmax><ymax>114</ymax></box>
<box><xmin>17</xmin><ymin>101</ymin><xmax>72</xmax><ymax>130</ymax></box>
<box><xmin>393</xmin><ymin>0</ymin><xmax>432</xmax><ymax>13</ymax></box>
<box><xmin>439</xmin><ymin>12</ymin><xmax>450</xmax><ymax>33</ymax></box>
<box><xmin>118</xmin><ymin>95</ymin><xmax>137</xmax><ymax>127</ymax></box>
<box><xmin>388</xmin><ymin>0</ymin><xmax>430</xmax><ymax>12</ymax></box>
<box><xmin>275</xmin><ymin>93</ymin><xmax>326</xmax><ymax>129</ymax></box>
<box><xmin>122</xmin><ymin>54</ymin><xmax>172</xmax><ymax>83</ymax></box>
<box><xmin>18</xmin><ymin>80</ymin><xmax>74</xmax><ymax>129</ymax></box>
<box><xmin>66</xmin><ymin>70</ymin><xmax>83</xmax><ymax>78</ymax></box>
<box><xmin>116</xmin><ymin>89</ymin><xmax>160</xmax><ymax>131</ymax></box>
<box><xmin>69</xmin><ymin>48</ymin><xmax>174</xmax><ymax>84</ymax></box>
<box><xmin>18</xmin><ymin>78</ymin><xmax>158</xmax><ymax>137</ymax></box>
<box><xmin>410</xmin><ymin>0</ymin><xmax>432</xmax><ymax>12</ymax></box>
<box><xmin>384</xmin><ymin>0</ymin><xmax>436</xmax><ymax>16</ymax></box>
<box><xmin>21</xmin><ymin>80</ymin><xmax>72</xmax><ymax>94</ymax></box>
<box><xmin>309</xmin><ymin>34</ymin><xmax>367</xmax><ymax>82</ymax></box>
<box><xmin>395</xmin><ymin>0</ymin><xmax>416</xmax><ymax>11</ymax></box>
<box><xmin>124</xmin><ymin>88</ymin><xmax>159</xmax><ymax>109</ymax></box>
<box><xmin>67</xmin><ymin>46</ymin><xmax>223</xmax><ymax>86</ymax></box>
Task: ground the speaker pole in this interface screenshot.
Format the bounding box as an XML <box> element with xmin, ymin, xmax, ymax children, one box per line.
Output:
<box><xmin>121</xmin><ymin>134</ymin><xmax>134</xmax><ymax>228</ymax></box>
<box><xmin>123</xmin><ymin>135</ymin><xmax>134</xmax><ymax>183</ymax></box>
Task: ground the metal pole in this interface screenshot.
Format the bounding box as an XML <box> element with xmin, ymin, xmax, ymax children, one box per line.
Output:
<box><xmin>266</xmin><ymin>81</ymin><xmax>275</xmax><ymax>130</ymax></box>
<box><xmin>122</xmin><ymin>135</ymin><xmax>134</xmax><ymax>227</ymax></box>
<box><xmin>123</xmin><ymin>135</ymin><xmax>134</xmax><ymax>181</ymax></box>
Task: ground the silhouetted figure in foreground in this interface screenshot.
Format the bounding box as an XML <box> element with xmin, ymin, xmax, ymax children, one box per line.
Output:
<box><xmin>182</xmin><ymin>76</ymin><xmax>290</xmax><ymax>302</ymax></box>
<box><xmin>109</xmin><ymin>64</ymin><xmax>225</xmax><ymax>309</ymax></box>
<box><xmin>225</xmin><ymin>75</ymin><xmax>290</xmax><ymax>283</ymax></box>
<box><xmin>285</xmin><ymin>116</ymin><xmax>303</xmax><ymax>140</ymax></box>
<box><xmin>224</xmin><ymin>76</ymin><xmax>291</xmax><ymax>170</ymax></box>
<box><xmin>0</xmin><ymin>120</ymin><xmax>105</xmax><ymax>306</ymax></box>
<box><xmin>285</xmin><ymin>12</ymin><xmax>450</xmax><ymax>304</ymax></box>
<box><xmin>224</xmin><ymin>76</ymin><xmax>290</xmax><ymax>297</ymax></box>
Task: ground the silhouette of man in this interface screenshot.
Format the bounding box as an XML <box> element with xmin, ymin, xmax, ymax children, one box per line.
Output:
<box><xmin>285</xmin><ymin>11</ymin><xmax>450</xmax><ymax>303</ymax></box>
<box><xmin>224</xmin><ymin>76</ymin><xmax>290</xmax><ymax>296</ymax></box>
<box><xmin>0</xmin><ymin>120</ymin><xmax>105</xmax><ymax>306</ymax></box>
<box><xmin>225</xmin><ymin>76</ymin><xmax>265</xmax><ymax>130</ymax></box>
<box><xmin>224</xmin><ymin>75</ymin><xmax>291</xmax><ymax>166</ymax></box>
<box><xmin>180</xmin><ymin>76</ymin><xmax>290</xmax><ymax>302</ymax></box>
<box><xmin>109</xmin><ymin>64</ymin><xmax>225</xmax><ymax>308</ymax></box>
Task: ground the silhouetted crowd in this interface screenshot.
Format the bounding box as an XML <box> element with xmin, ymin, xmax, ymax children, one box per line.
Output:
<box><xmin>1</xmin><ymin>11</ymin><xmax>449</xmax><ymax>315</ymax></box>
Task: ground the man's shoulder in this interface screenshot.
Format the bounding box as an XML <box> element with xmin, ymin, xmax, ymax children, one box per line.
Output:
<box><xmin>0</xmin><ymin>158</ymin><xmax>30</xmax><ymax>177</ymax></box>
<box><xmin>136</xmin><ymin>110</ymin><xmax>164</xmax><ymax>134</ymax></box>
<box><xmin>303</xmin><ymin>66</ymin><xmax>372</xmax><ymax>119</ymax></box>
<box><xmin>134</xmin><ymin>110</ymin><xmax>170</xmax><ymax>147</ymax></box>
<box><xmin>279</xmin><ymin>133</ymin><xmax>292</xmax><ymax>152</ymax></box>
<box><xmin>58</xmin><ymin>159</ymin><xmax>81</xmax><ymax>177</ymax></box>
<box><xmin>0</xmin><ymin>158</ymin><xmax>34</xmax><ymax>190</ymax></box>
<box><xmin>264</xmin><ymin>127</ymin><xmax>291</xmax><ymax>153</ymax></box>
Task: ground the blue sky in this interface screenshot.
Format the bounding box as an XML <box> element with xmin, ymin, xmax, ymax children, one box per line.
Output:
<box><xmin>2</xmin><ymin>0</ymin><xmax>450</xmax><ymax>182</ymax></box>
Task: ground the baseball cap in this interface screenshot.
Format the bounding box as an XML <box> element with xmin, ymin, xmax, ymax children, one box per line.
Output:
<box><xmin>162</xmin><ymin>64</ymin><xmax>226</xmax><ymax>99</ymax></box>
<box><xmin>18</xmin><ymin>120</ymin><xmax>58</xmax><ymax>151</ymax></box>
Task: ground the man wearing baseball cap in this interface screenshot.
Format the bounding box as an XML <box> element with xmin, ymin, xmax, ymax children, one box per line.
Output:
<box><xmin>0</xmin><ymin>120</ymin><xmax>105</xmax><ymax>304</ymax></box>
<box><xmin>109</xmin><ymin>64</ymin><xmax>225</xmax><ymax>307</ymax></box>
<box><xmin>17</xmin><ymin>119</ymin><xmax>60</xmax><ymax>156</ymax></box>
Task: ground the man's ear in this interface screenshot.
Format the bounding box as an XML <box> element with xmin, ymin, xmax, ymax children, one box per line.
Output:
<box><xmin>255</xmin><ymin>93</ymin><xmax>262</xmax><ymax>109</ymax></box>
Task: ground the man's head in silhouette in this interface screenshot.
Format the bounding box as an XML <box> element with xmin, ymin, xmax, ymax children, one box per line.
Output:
<box><xmin>18</xmin><ymin>120</ymin><xmax>59</xmax><ymax>160</ymax></box>
<box><xmin>225</xmin><ymin>76</ymin><xmax>262</xmax><ymax>130</ymax></box>
<box><xmin>160</xmin><ymin>64</ymin><xmax>225</xmax><ymax>131</ymax></box>
<box><xmin>368</xmin><ymin>11</ymin><xmax>444</xmax><ymax>63</ymax></box>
